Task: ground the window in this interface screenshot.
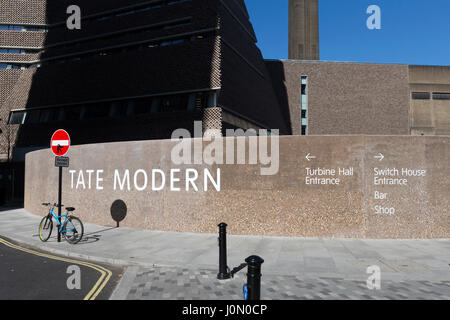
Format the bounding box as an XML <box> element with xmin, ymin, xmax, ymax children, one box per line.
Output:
<box><xmin>8</xmin><ymin>91</ymin><xmax>211</xmax><ymax>126</ymax></box>
<box><xmin>39</xmin><ymin>109</ymin><xmax>57</xmax><ymax>123</ymax></box>
<box><xmin>132</xmin><ymin>100</ymin><xmax>150</xmax><ymax>115</ymax></box>
<box><xmin>301</xmin><ymin>110</ymin><xmax>307</xmax><ymax>119</ymax></box>
<box><xmin>0</xmin><ymin>24</ymin><xmax>46</xmax><ymax>32</ymax></box>
<box><xmin>0</xmin><ymin>48</ymin><xmax>25</xmax><ymax>54</ymax></box>
<box><xmin>9</xmin><ymin>111</ymin><xmax>27</xmax><ymax>124</ymax></box>
<box><xmin>411</xmin><ymin>92</ymin><xmax>430</xmax><ymax>100</ymax></box>
<box><xmin>301</xmin><ymin>76</ymin><xmax>308</xmax><ymax>135</ymax></box>
<box><xmin>109</xmin><ymin>102</ymin><xmax>128</xmax><ymax>118</ymax></box>
<box><xmin>84</xmin><ymin>104</ymin><xmax>110</xmax><ymax>119</ymax></box>
<box><xmin>64</xmin><ymin>106</ymin><xmax>83</xmax><ymax>121</ymax></box>
<box><xmin>24</xmin><ymin>109</ymin><xmax>41</xmax><ymax>124</ymax></box>
<box><xmin>301</xmin><ymin>83</ymin><xmax>306</xmax><ymax>95</ymax></box>
<box><xmin>57</xmin><ymin>108</ymin><xmax>66</xmax><ymax>121</ymax></box>
<box><xmin>432</xmin><ymin>93</ymin><xmax>450</xmax><ymax>100</ymax></box>
<box><xmin>161</xmin><ymin>95</ymin><xmax>188</xmax><ymax>112</ymax></box>
<box><xmin>150</xmin><ymin>98</ymin><xmax>161</xmax><ymax>113</ymax></box>
<box><xmin>0</xmin><ymin>63</ymin><xmax>27</xmax><ymax>69</ymax></box>
<box><xmin>207</xmin><ymin>92</ymin><xmax>217</xmax><ymax>108</ymax></box>
<box><xmin>187</xmin><ymin>94</ymin><xmax>196</xmax><ymax>111</ymax></box>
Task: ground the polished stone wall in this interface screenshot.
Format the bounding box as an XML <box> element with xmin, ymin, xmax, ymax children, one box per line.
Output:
<box><xmin>25</xmin><ymin>135</ymin><xmax>449</xmax><ymax>239</ymax></box>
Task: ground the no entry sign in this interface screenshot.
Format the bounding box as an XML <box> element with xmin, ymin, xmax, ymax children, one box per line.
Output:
<box><xmin>51</xmin><ymin>129</ymin><xmax>70</xmax><ymax>156</ymax></box>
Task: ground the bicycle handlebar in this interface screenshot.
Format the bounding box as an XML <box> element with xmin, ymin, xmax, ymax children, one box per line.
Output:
<box><xmin>41</xmin><ymin>203</ymin><xmax>64</xmax><ymax>207</ymax></box>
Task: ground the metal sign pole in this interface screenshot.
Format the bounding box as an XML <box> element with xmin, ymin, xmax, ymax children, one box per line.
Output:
<box><xmin>57</xmin><ymin>164</ymin><xmax>62</xmax><ymax>243</ymax></box>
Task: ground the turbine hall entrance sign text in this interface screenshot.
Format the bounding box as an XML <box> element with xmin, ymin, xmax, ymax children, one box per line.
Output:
<box><xmin>51</xmin><ymin>129</ymin><xmax>70</xmax><ymax>157</ymax></box>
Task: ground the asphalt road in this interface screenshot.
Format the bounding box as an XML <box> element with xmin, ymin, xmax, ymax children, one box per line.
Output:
<box><xmin>0</xmin><ymin>236</ymin><xmax>124</xmax><ymax>300</ymax></box>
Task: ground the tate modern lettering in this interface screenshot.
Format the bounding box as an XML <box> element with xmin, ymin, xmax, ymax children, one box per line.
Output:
<box><xmin>68</xmin><ymin>123</ymin><xmax>280</xmax><ymax>193</ymax></box>
<box><xmin>69</xmin><ymin>168</ymin><xmax>221</xmax><ymax>192</ymax></box>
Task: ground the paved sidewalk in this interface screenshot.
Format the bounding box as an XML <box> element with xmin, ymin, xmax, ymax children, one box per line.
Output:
<box><xmin>1</xmin><ymin>208</ymin><xmax>449</xmax><ymax>299</ymax></box>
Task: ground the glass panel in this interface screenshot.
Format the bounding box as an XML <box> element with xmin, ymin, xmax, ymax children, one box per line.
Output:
<box><xmin>84</xmin><ymin>104</ymin><xmax>110</xmax><ymax>119</ymax></box>
<box><xmin>302</xmin><ymin>95</ymin><xmax>308</xmax><ymax>110</ymax></box>
<box><xmin>133</xmin><ymin>100</ymin><xmax>150</xmax><ymax>115</ymax></box>
<box><xmin>39</xmin><ymin>108</ymin><xmax>56</xmax><ymax>123</ymax></box>
<box><xmin>64</xmin><ymin>106</ymin><xmax>83</xmax><ymax>121</ymax></box>
<box><xmin>187</xmin><ymin>94</ymin><xmax>196</xmax><ymax>111</ymax></box>
<box><xmin>432</xmin><ymin>93</ymin><xmax>450</xmax><ymax>100</ymax></box>
<box><xmin>151</xmin><ymin>98</ymin><xmax>161</xmax><ymax>113</ymax></box>
<box><xmin>9</xmin><ymin>111</ymin><xmax>26</xmax><ymax>124</ymax></box>
<box><xmin>24</xmin><ymin>109</ymin><xmax>40</xmax><ymax>124</ymax></box>
<box><xmin>411</xmin><ymin>92</ymin><xmax>430</xmax><ymax>100</ymax></box>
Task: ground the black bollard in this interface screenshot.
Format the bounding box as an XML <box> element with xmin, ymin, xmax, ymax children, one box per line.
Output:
<box><xmin>245</xmin><ymin>255</ymin><xmax>264</xmax><ymax>300</ymax></box>
<box><xmin>217</xmin><ymin>222</ymin><xmax>231</xmax><ymax>280</ymax></box>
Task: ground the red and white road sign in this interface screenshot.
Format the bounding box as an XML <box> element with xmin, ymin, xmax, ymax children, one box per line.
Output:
<box><xmin>51</xmin><ymin>129</ymin><xmax>70</xmax><ymax>156</ymax></box>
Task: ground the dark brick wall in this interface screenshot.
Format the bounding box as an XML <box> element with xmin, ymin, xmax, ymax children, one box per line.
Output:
<box><xmin>42</xmin><ymin>0</ymin><xmax>218</xmax><ymax>52</ymax></box>
<box><xmin>1</xmin><ymin>0</ymin><xmax>290</xmax><ymax>158</ymax></box>
<box><xmin>25</xmin><ymin>38</ymin><xmax>218</xmax><ymax>108</ymax></box>
<box><xmin>217</xmin><ymin>2</ymin><xmax>289</xmax><ymax>133</ymax></box>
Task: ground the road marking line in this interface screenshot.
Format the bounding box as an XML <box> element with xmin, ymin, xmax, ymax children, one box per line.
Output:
<box><xmin>0</xmin><ymin>237</ymin><xmax>112</xmax><ymax>300</ymax></box>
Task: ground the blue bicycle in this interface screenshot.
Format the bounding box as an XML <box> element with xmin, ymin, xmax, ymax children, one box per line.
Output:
<box><xmin>39</xmin><ymin>203</ymin><xmax>84</xmax><ymax>244</ymax></box>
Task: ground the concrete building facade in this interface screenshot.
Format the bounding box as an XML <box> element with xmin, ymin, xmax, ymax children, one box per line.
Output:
<box><xmin>409</xmin><ymin>65</ymin><xmax>450</xmax><ymax>136</ymax></box>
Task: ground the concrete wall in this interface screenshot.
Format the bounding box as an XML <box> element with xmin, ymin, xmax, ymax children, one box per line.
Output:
<box><xmin>24</xmin><ymin>135</ymin><xmax>449</xmax><ymax>239</ymax></box>
<box><xmin>409</xmin><ymin>65</ymin><xmax>450</xmax><ymax>136</ymax></box>
<box><xmin>266</xmin><ymin>61</ymin><xmax>411</xmax><ymax>136</ymax></box>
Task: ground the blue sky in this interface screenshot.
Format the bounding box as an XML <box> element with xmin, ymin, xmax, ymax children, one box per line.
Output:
<box><xmin>245</xmin><ymin>0</ymin><xmax>450</xmax><ymax>65</ymax></box>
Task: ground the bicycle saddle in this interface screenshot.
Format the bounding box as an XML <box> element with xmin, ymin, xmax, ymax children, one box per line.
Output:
<box><xmin>66</xmin><ymin>207</ymin><xmax>75</xmax><ymax>212</ymax></box>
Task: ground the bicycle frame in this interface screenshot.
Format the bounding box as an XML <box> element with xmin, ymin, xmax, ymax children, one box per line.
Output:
<box><xmin>48</xmin><ymin>207</ymin><xmax>76</xmax><ymax>233</ymax></box>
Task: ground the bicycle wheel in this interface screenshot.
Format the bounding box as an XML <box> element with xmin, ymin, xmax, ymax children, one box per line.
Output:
<box><xmin>38</xmin><ymin>216</ymin><xmax>53</xmax><ymax>242</ymax></box>
<box><xmin>62</xmin><ymin>216</ymin><xmax>84</xmax><ymax>244</ymax></box>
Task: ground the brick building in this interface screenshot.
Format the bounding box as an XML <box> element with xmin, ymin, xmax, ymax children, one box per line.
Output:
<box><xmin>1</xmin><ymin>0</ymin><xmax>287</xmax><ymax>162</ymax></box>
<box><xmin>0</xmin><ymin>0</ymin><xmax>449</xmax><ymax>203</ymax></box>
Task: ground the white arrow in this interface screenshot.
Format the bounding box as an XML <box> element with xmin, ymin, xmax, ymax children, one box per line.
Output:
<box><xmin>374</xmin><ymin>153</ymin><xmax>384</xmax><ymax>161</ymax></box>
<box><xmin>306</xmin><ymin>153</ymin><xmax>316</xmax><ymax>161</ymax></box>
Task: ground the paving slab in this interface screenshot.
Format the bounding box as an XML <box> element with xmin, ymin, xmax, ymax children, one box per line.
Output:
<box><xmin>1</xmin><ymin>208</ymin><xmax>449</xmax><ymax>292</ymax></box>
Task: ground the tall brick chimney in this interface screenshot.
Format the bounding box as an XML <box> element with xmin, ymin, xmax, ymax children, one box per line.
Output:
<box><xmin>288</xmin><ymin>0</ymin><xmax>319</xmax><ymax>60</ymax></box>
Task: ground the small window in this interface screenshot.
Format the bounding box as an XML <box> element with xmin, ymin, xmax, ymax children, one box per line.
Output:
<box><xmin>133</xmin><ymin>100</ymin><xmax>150</xmax><ymax>115</ymax></box>
<box><xmin>24</xmin><ymin>109</ymin><xmax>41</xmax><ymax>124</ymax></box>
<box><xmin>301</xmin><ymin>110</ymin><xmax>307</xmax><ymax>119</ymax></box>
<box><xmin>411</xmin><ymin>92</ymin><xmax>430</xmax><ymax>100</ymax></box>
<box><xmin>150</xmin><ymin>98</ymin><xmax>161</xmax><ymax>113</ymax></box>
<box><xmin>39</xmin><ymin>108</ymin><xmax>56</xmax><ymax>123</ymax></box>
<box><xmin>9</xmin><ymin>111</ymin><xmax>27</xmax><ymax>124</ymax></box>
<box><xmin>187</xmin><ymin>94</ymin><xmax>196</xmax><ymax>111</ymax></box>
<box><xmin>301</xmin><ymin>125</ymin><xmax>307</xmax><ymax>136</ymax></box>
<box><xmin>84</xmin><ymin>104</ymin><xmax>110</xmax><ymax>119</ymax></box>
<box><xmin>109</xmin><ymin>102</ymin><xmax>128</xmax><ymax>118</ymax></box>
<box><xmin>64</xmin><ymin>106</ymin><xmax>83</xmax><ymax>121</ymax></box>
<box><xmin>432</xmin><ymin>93</ymin><xmax>450</xmax><ymax>100</ymax></box>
